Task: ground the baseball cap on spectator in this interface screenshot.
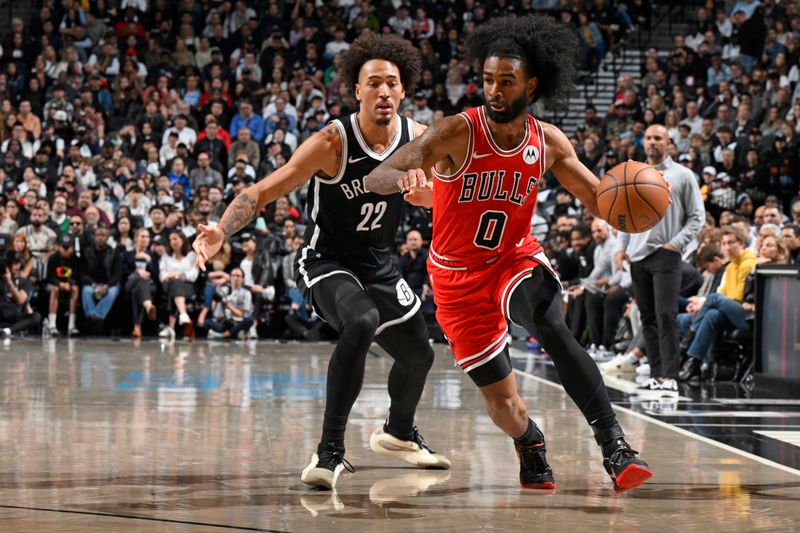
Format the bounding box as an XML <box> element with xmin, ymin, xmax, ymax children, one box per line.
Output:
<box><xmin>230</xmin><ymin>176</ymin><xmax>243</xmax><ymax>185</ymax></box>
<box><xmin>240</xmin><ymin>232</ymin><xmax>256</xmax><ymax>242</ymax></box>
<box><xmin>210</xmin><ymin>47</ymin><xmax>221</xmax><ymax>55</ymax></box>
<box><xmin>126</xmin><ymin>48</ymin><xmax>138</xmax><ymax>56</ymax></box>
<box><xmin>57</xmin><ymin>233</ymin><xmax>74</xmax><ymax>248</ymax></box>
<box><xmin>678</xmin><ymin>153</ymin><xmax>692</xmax><ymax>162</ymax></box>
<box><xmin>88</xmin><ymin>182</ymin><xmax>100</xmax><ymax>190</ymax></box>
<box><xmin>235</xmin><ymin>158</ymin><xmax>248</xmax><ymax>165</ymax></box>
<box><xmin>466</xmin><ymin>83</ymin><xmax>478</xmax><ymax>95</ymax></box>
<box><xmin>702</xmin><ymin>166</ymin><xmax>717</xmax><ymax>176</ymax></box>
<box><xmin>293</xmin><ymin>61</ymin><xmax>303</xmax><ymax>71</ymax></box>
<box><xmin>3</xmin><ymin>180</ymin><xmax>17</xmax><ymax>193</ymax></box>
<box><xmin>606</xmin><ymin>149</ymin><xmax>617</xmax><ymax>158</ymax></box>
<box><xmin>414</xmin><ymin>91</ymin><xmax>425</xmax><ymax>99</ymax></box>
<box><xmin>152</xmin><ymin>234</ymin><xmax>165</xmax><ymax>246</ymax></box>
<box><xmin>53</xmin><ymin>110</ymin><xmax>68</xmax><ymax>122</ymax></box>
<box><xmin>715</xmin><ymin>172</ymin><xmax>731</xmax><ymax>183</ymax></box>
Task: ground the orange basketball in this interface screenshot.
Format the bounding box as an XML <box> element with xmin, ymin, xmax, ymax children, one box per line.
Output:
<box><xmin>596</xmin><ymin>160</ymin><xmax>670</xmax><ymax>233</ymax></box>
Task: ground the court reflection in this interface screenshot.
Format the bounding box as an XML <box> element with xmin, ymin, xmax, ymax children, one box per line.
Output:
<box><xmin>0</xmin><ymin>340</ymin><xmax>797</xmax><ymax>532</ymax></box>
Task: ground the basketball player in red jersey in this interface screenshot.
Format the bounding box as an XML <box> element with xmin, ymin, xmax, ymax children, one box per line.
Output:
<box><xmin>366</xmin><ymin>15</ymin><xmax>653</xmax><ymax>492</ymax></box>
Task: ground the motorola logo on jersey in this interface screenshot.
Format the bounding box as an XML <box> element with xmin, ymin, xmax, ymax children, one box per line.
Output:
<box><xmin>396</xmin><ymin>279</ymin><xmax>415</xmax><ymax>307</ymax></box>
<box><xmin>457</xmin><ymin>170</ymin><xmax>538</xmax><ymax>206</ymax></box>
<box><xmin>523</xmin><ymin>146</ymin><xmax>540</xmax><ymax>165</ymax></box>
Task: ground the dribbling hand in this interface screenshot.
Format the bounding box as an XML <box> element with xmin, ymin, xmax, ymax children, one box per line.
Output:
<box><xmin>193</xmin><ymin>224</ymin><xmax>224</xmax><ymax>272</ymax></box>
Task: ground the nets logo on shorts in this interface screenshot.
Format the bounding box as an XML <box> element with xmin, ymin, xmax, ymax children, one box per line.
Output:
<box><xmin>523</xmin><ymin>146</ymin><xmax>540</xmax><ymax>165</ymax></box>
<box><xmin>396</xmin><ymin>279</ymin><xmax>415</xmax><ymax>307</ymax></box>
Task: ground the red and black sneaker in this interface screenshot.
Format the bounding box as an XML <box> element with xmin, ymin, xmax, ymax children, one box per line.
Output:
<box><xmin>594</xmin><ymin>425</ymin><xmax>653</xmax><ymax>493</ymax></box>
<box><xmin>514</xmin><ymin>440</ymin><xmax>556</xmax><ymax>489</ymax></box>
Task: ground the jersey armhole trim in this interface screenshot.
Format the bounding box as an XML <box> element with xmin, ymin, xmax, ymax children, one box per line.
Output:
<box><xmin>315</xmin><ymin>119</ymin><xmax>347</xmax><ymax>184</ymax></box>
<box><xmin>432</xmin><ymin>112</ymin><xmax>473</xmax><ymax>182</ymax></box>
<box><xmin>533</xmin><ymin>117</ymin><xmax>546</xmax><ymax>179</ymax></box>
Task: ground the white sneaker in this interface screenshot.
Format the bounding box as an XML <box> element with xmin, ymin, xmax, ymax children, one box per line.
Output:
<box><xmin>636</xmin><ymin>362</ymin><xmax>651</xmax><ymax>376</ymax></box>
<box><xmin>67</xmin><ymin>326</ymin><xmax>80</xmax><ymax>337</ymax></box>
<box><xmin>178</xmin><ymin>313</ymin><xmax>191</xmax><ymax>325</ymax></box>
<box><xmin>369</xmin><ymin>426</ymin><xmax>451</xmax><ymax>469</ymax></box>
<box><xmin>601</xmin><ymin>353</ymin><xmax>638</xmax><ymax>373</ymax></box>
<box><xmin>207</xmin><ymin>330</ymin><xmax>225</xmax><ymax>339</ymax></box>
<box><xmin>158</xmin><ymin>326</ymin><xmax>175</xmax><ymax>340</ymax></box>
<box><xmin>43</xmin><ymin>321</ymin><xmax>59</xmax><ymax>337</ymax></box>
<box><xmin>248</xmin><ymin>325</ymin><xmax>258</xmax><ymax>339</ymax></box>
<box><xmin>301</xmin><ymin>443</ymin><xmax>353</xmax><ymax>490</ymax></box>
<box><xmin>0</xmin><ymin>328</ymin><xmax>12</xmax><ymax>338</ymax></box>
<box><xmin>634</xmin><ymin>378</ymin><xmax>679</xmax><ymax>399</ymax></box>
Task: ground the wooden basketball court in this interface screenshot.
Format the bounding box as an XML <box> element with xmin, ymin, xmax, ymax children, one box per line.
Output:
<box><xmin>1</xmin><ymin>339</ymin><xmax>798</xmax><ymax>531</ymax></box>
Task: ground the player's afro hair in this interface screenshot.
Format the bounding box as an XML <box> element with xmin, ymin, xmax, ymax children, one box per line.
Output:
<box><xmin>340</xmin><ymin>33</ymin><xmax>421</xmax><ymax>93</ymax></box>
<box><xmin>466</xmin><ymin>15</ymin><xmax>578</xmax><ymax>108</ymax></box>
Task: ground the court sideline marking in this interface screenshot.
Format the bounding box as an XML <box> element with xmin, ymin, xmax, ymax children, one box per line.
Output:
<box><xmin>510</xmin><ymin>350</ymin><xmax>800</xmax><ymax>478</ymax></box>
<box><xmin>0</xmin><ymin>504</ymin><xmax>288</xmax><ymax>532</ymax></box>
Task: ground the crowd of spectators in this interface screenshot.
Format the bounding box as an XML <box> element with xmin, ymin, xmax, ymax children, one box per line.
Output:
<box><xmin>0</xmin><ymin>0</ymin><xmax>796</xmax><ymax>366</ymax></box>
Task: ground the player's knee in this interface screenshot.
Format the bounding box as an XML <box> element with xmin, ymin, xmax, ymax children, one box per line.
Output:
<box><xmin>486</xmin><ymin>391</ymin><xmax>525</xmax><ymax>419</ymax></box>
<box><xmin>345</xmin><ymin>307</ymin><xmax>380</xmax><ymax>340</ymax></box>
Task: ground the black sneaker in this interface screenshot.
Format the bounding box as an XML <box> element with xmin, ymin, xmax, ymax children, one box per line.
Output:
<box><xmin>594</xmin><ymin>426</ymin><xmax>653</xmax><ymax>493</ymax></box>
<box><xmin>514</xmin><ymin>439</ymin><xmax>556</xmax><ymax>489</ymax></box>
<box><xmin>301</xmin><ymin>442</ymin><xmax>355</xmax><ymax>490</ymax></box>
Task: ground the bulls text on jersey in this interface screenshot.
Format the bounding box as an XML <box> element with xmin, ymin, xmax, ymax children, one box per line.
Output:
<box><xmin>457</xmin><ymin>170</ymin><xmax>538</xmax><ymax>205</ymax></box>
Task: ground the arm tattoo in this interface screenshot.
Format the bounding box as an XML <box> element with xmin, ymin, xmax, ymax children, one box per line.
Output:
<box><xmin>365</xmin><ymin>118</ymin><xmax>458</xmax><ymax>195</ymax></box>
<box><xmin>365</xmin><ymin>143</ymin><xmax>426</xmax><ymax>195</ymax></box>
<box><xmin>219</xmin><ymin>192</ymin><xmax>259</xmax><ymax>238</ymax></box>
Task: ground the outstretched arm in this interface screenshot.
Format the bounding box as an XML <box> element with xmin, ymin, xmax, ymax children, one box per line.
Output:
<box><xmin>365</xmin><ymin>115</ymin><xmax>467</xmax><ymax>195</ymax></box>
<box><xmin>542</xmin><ymin>122</ymin><xmax>600</xmax><ymax>216</ymax></box>
<box><xmin>193</xmin><ymin>124</ymin><xmax>340</xmax><ymax>269</ymax></box>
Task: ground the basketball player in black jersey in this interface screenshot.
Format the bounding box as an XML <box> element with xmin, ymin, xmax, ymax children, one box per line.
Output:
<box><xmin>193</xmin><ymin>34</ymin><xmax>450</xmax><ymax>491</ymax></box>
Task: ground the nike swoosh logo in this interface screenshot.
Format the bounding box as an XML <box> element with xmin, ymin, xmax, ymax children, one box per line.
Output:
<box><xmin>516</xmin><ymin>238</ymin><xmax>525</xmax><ymax>247</ymax></box>
<box><xmin>348</xmin><ymin>155</ymin><xmax>368</xmax><ymax>164</ymax></box>
<box><xmin>472</xmin><ymin>152</ymin><xmax>492</xmax><ymax>159</ymax></box>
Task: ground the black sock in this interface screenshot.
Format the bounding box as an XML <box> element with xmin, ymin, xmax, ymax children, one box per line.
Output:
<box><xmin>514</xmin><ymin>418</ymin><xmax>545</xmax><ymax>446</ymax></box>
<box><xmin>320</xmin><ymin>413</ymin><xmax>348</xmax><ymax>449</ymax></box>
<box><xmin>590</xmin><ymin>414</ymin><xmax>618</xmax><ymax>434</ymax></box>
<box><xmin>384</xmin><ymin>416</ymin><xmax>415</xmax><ymax>441</ymax></box>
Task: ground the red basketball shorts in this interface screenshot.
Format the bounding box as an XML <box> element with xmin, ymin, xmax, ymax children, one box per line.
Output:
<box><xmin>428</xmin><ymin>243</ymin><xmax>558</xmax><ymax>374</ymax></box>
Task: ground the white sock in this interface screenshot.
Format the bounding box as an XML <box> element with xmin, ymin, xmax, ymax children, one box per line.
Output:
<box><xmin>48</xmin><ymin>313</ymin><xmax>56</xmax><ymax>326</ymax></box>
<box><xmin>68</xmin><ymin>314</ymin><xmax>76</xmax><ymax>329</ymax></box>
<box><xmin>625</xmin><ymin>352</ymin><xmax>640</xmax><ymax>364</ymax></box>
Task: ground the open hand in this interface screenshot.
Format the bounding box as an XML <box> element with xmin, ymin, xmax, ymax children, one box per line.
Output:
<box><xmin>193</xmin><ymin>224</ymin><xmax>224</xmax><ymax>272</ymax></box>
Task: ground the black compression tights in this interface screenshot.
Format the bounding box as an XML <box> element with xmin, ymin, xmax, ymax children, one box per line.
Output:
<box><xmin>508</xmin><ymin>268</ymin><xmax>616</xmax><ymax>430</ymax></box>
<box><xmin>313</xmin><ymin>276</ymin><xmax>434</xmax><ymax>447</ymax></box>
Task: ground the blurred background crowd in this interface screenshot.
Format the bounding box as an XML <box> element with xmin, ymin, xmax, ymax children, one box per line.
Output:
<box><xmin>0</xmin><ymin>1</ymin><xmax>796</xmax><ymax>380</ymax></box>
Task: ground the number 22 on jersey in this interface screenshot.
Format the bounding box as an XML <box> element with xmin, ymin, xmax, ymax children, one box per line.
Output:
<box><xmin>356</xmin><ymin>201</ymin><xmax>387</xmax><ymax>232</ymax></box>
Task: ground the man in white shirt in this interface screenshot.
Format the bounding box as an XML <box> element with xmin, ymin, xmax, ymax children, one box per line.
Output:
<box><xmin>161</xmin><ymin>114</ymin><xmax>197</xmax><ymax>150</ymax></box>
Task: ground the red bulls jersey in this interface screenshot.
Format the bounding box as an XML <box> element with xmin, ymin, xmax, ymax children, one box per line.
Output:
<box><xmin>429</xmin><ymin>106</ymin><xmax>545</xmax><ymax>269</ymax></box>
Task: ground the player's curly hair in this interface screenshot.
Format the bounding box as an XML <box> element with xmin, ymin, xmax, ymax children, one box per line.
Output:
<box><xmin>340</xmin><ymin>33</ymin><xmax>421</xmax><ymax>93</ymax></box>
<box><xmin>466</xmin><ymin>15</ymin><xmax>577</xmax><ymax>108</ymax></box>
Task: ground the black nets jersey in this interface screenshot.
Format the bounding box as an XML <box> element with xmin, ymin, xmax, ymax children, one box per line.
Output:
<box><xmin>301</xmin><ymin>113</ymin><xmax>417</xmax><ymax>282</ymax></box>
